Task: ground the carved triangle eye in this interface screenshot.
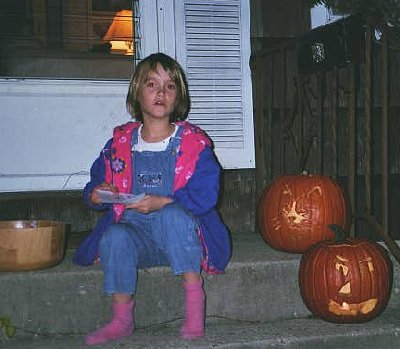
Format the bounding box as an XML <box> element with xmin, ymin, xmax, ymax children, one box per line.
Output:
<box><xmin>338</xmin><ymin>282</ymin><xmax>351</xmax><ymax>295</ymax></box>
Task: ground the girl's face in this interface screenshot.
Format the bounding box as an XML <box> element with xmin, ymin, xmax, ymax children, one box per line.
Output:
<box><xmin>138</xmin><ymin>63</ymin><xmax>178</xmax><ymax>122</ymax></box>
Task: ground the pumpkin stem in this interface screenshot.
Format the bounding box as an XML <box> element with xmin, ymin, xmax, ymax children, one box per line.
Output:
<box><xmin>328</xmin><ymin>224</ymin><xmax>348</xmax><ymax>242</ymax></box>
<box><xmin>299</xmin><ymin>135</ymin><xmax>316</xmax><ymax>173</ymax></box>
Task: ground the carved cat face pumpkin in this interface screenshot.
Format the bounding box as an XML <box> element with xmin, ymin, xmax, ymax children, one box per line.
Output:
<box><xmin>259</xmin><ymin>174</ymin><xmax>349</xmax><ymax>253</ymax></box>
<box><xmin>298</xmin><ymin>237</ymin><xmax>393</xmax><ymax>323</ymax></box>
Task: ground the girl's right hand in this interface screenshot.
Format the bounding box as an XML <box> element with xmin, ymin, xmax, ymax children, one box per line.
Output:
<box><xmin>90</xmin><ymin>182</ymin><xmax>119</xmax><ymax>204</ymax></box>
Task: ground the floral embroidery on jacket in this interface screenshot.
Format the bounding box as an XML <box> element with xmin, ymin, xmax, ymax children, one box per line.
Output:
<box><xmin>111</xmin><ymin>157</ymin><xmax>126</xmax><ymax>173</ymax></box>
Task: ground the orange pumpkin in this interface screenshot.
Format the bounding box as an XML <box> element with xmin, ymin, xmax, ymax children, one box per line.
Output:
<box><xmin>259</xmin><ymin>173</ymin><xmax>349</xmax><ymax>253</ymax></box>
<box><xmin>298</xmin><ymin>226</ymin><xmax>393</xmax><ymax>323</ymax></box>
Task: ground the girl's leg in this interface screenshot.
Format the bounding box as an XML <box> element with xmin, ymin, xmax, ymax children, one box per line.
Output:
<box><xmin>85</xmin><ymin>224</ymin><xmax>137</xmax><ymax>345</ymax></box>
<box><xmin>153</xmin><ymin>204</ymin><xmax>205</xmax><ymax>339</ymax></box>
<box><xmin>154</xmin><ymin>204</ymin><xmax>202</xmax><ymax>276</ymax></box>
<box><xmin>85</xmin><ymin>295</ymin><xmax>134</xmax><ymax>346</ymax></box>
<box><xmin>183</xmin><ymin>272</ymin><xmax>201</xmax><ymax>283</ymax></box>
<box><xmin>85</xmin><ymin>220</ymin><xmax>168</xmax><ymax>346</ymax></box>
<box><xmin>181</xmin><ymin>272</ymin><xmax>205</xmax><ymax>339</ymax></box>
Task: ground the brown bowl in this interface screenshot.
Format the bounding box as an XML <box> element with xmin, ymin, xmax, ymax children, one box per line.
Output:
<box><xmin>0</xmin><ymin>220</ymin><xmax>66</xmax><ymax>271</ymax></box>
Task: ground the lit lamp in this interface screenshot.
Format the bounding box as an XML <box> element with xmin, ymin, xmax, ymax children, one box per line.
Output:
<box><xmin>102</xmin><ymin>10</ymin><xmax>134</xmax><ymax>55</ymax></box>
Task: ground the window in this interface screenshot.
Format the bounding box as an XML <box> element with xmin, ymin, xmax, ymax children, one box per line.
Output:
<box><xmin>0</xmin><ymin>0</ymin><xmax>139</xmax><ymax>79</ymax></box>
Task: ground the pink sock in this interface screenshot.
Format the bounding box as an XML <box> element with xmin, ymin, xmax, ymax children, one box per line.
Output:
<box><xmin>85</xmin><ymin>300</ymin><xmax>134</xmax><ymax>346</ymax></box>
<box><xmin>180</xmin><ymin>277</ymin><xmax>205</xmax><ymax>339</ymax></box>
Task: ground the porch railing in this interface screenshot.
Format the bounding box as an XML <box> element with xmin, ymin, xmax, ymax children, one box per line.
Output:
<box><xmin>252</xmin><ymin>17</ymin><xmax>400</xmax><ymax>261</ymax></box>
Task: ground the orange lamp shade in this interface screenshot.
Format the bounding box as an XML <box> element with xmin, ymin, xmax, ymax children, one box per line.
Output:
<box><xmin>102</xmin><ymin>10</ymin><xmax>134</xmax><ymax>55</ymax></box>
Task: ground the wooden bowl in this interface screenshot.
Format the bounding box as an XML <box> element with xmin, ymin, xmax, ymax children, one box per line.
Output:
<box><xmin>0</xmin><ymin>220</ymin><xmax>66</xmax><ymax>271</ymax></box>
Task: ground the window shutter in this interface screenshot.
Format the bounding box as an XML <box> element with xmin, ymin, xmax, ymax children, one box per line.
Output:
<box><xmin>175</xmin><ymin>0</ymin><xmax>254</xmax><ymax>169</ymax></box>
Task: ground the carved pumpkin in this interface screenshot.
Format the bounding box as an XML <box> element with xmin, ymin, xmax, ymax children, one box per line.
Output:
<box><xmin>259</xmin><ymin>173</ymin><xmax>349</xmax><ymax>253</ymax></box>
<box><xmin>298</xmin><ymin>226</ymin><xmax>393</xmax><ymax>323</ymax></box>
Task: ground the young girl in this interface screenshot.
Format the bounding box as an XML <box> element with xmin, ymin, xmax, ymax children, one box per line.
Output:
<box><xmin>73</xmin><ymin>52</ymin><xmax>231</xmax><ymax>345</ymax></box>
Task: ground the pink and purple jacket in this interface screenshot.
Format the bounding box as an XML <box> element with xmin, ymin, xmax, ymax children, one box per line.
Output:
<box><xmin>73</xmin><ymin>121</ymin><xmax>231</xmax><ymax>274</ymax></box>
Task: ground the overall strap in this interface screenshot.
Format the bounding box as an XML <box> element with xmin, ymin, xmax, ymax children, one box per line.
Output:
<box><xmin>167</xmin><ymin>125</ymin><xmax>184</xmax><ymax>154</ymax></box>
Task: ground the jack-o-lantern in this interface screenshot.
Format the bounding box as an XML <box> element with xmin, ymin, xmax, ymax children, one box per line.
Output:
<box><xmin>298</xmin><ymin>225</ymin><xmax>393</xmax><ymax>323</ymax></box>
<box><xmin>259</xmin><ymin>173</ymin><xmax>349</xmax><ymax>253</ymax></box>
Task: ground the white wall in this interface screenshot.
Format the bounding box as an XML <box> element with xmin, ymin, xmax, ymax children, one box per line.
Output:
<box><xmin>0</xmin><ymin>79</ymin><xmax>131</xmax><ymax>192</ymax></box>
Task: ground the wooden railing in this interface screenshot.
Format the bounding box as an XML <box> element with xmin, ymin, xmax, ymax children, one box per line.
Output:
<box><xmin>251</xmin><ymin>17</ymin><xmax>400</xmax><ymax>262</ymax></box>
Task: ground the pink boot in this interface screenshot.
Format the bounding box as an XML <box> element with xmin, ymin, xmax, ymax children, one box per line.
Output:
<box><xmin>85</xmin><ymin>300</ymin><xmax>134</xmax><ymax>345</ymax></box>
<box><xmin>180</xmin><ymin>277</ymin><xmax>205</xmax><ymax>339</ymax></box>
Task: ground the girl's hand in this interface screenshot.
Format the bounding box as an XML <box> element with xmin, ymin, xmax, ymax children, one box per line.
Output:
<box><xmin>125</xmin><ymin>194</ymin><xmax>172</xmax><ymax>213</ymax></box>
<box><xmin>90</xmin><ymin>182</ymin><xmax>119</xmax><ymax>204</ymax></box>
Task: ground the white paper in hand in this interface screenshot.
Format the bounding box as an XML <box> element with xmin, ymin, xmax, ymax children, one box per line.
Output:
<box><xmin>97</xmin><ymin>190</ymin><xmax>145</xmax><ymax>204</ymax></box>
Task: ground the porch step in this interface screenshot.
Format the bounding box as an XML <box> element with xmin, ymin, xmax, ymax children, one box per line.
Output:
<box><xmin>1</xmin><ymin>233</ymin><xmax>400</xmax><ymax>348</ymax></box>
<box><xmin>5</xmin><ymin>310</ymin><xmax>400</xmax><ymax>348</ymax></box>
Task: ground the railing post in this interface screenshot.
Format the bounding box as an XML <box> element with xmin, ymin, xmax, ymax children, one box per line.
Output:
<box><xmin>381</xmin><ymin>32</ymin><xmax>389</xmax><ymax>232</ymax></box>
<box><xmin>347</xmin><ymin>62</ymin><xmax>356</xmax><ymax>237</ymax></box>
<box><xmin>364</xmin><ymin>20</ymin><xmax>373</xmax><ymax>215</ymax></box>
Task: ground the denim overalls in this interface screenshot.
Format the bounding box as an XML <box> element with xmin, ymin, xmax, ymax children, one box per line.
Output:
<box><xmin>99</xmin><ymin>126</ymin><xmax>202</xmax><ymax>295</ymax></box>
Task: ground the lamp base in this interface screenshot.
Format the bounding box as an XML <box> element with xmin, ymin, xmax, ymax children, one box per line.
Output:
<box><xmin>109</xmin><ymin>40</ymin><xmax>133</xmax><ymax>56</ymax></box>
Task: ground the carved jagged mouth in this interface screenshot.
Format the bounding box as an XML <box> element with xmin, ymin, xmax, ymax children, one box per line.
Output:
<box><xmin>328</xmin><ymin>299</ymin><xmax>378</xmax><ymax>316</ymax></box>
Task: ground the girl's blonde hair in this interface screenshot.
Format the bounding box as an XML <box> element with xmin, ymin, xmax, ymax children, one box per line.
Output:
<box><xmin>126</xmin><ymin>53</ymin><xmax>190</xmax><ymax>122</ymax></box>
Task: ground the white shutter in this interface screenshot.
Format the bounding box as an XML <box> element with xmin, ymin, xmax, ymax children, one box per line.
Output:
<box><xmin>175</xmin><ymin>0</ymin><xmax>254</xmax><ymax>169</ymax></box>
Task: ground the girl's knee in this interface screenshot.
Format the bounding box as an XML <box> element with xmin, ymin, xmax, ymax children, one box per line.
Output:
<box><xmin>100</xmin><ymin>224</ymin><xmax>132</xmax><ymax>249</ymax></box>
<box><xmin>160</xmin><ymin>203</ymin><xmax>183</xmax><ymax>216</ymax></box>
<box><xmin>158</xmin><ymin>205</ymin><xmax>200</xmax><ymax>250</ymax></box>
<box><xmin>159</xmin><ymin>203</ymin><xmax>196</xmax><ymax>227</ymax></box>
<box><xmin>99</xmin><ymin>224</ymin><xmax>141</xmax><ymax>268</ymax></box>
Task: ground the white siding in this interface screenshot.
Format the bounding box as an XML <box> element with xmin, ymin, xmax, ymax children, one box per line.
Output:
<box><xmin>0</xmin><ymin>79</ymin><xmax>130</xmax><ymax>192</ymax></box>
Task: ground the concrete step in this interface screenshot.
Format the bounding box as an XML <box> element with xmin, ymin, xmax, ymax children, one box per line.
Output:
<box><xmin>1</xmin><ymin>233</ymin><xmax>400</xmax><ymax>348</ymax></box>
<box><xmin>4</xmin><ymin>310</ymin><xmax>400</xmax><ymax>348</ymax></box>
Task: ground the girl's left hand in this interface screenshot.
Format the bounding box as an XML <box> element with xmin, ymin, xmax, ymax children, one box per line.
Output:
<box><xmin>125</xmin><ymin>194</ymin><xmax>173</xmax><ymax>213</ymax></box>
